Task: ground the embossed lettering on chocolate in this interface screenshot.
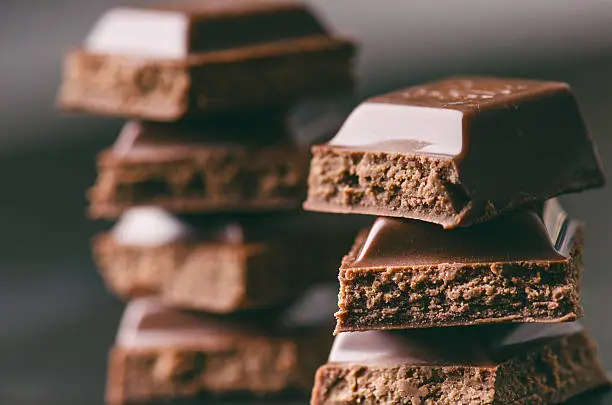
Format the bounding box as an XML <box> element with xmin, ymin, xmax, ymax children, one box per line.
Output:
<box><xmin>304</xmin><ymin>76</ymin><xmax>605</xmax><ymax>228</ymax></box>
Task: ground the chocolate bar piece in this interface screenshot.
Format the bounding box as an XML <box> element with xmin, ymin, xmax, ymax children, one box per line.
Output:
<box><xmin>107</xmin><ymin>288</ymin><xmax>336</xmax><ymax>405</ymax></box>
<box><xmin>88</xmin><ymin>121</ymin><xmax>309</xmax><ymax>218</ymax></box>
<box><xmin>305</xmin><ymin>76</ymin><xmax>604</xmax><ymax>228</ymax></box>
<box><xmin>58</xmin><ymin>1</ymin><xmax>356</xmax><ymax>120</ymax></box>
<box><xmin>311</xmin><ymin>322</ymin><xmax>608</xmax><ymax>404</ymax></box>
<box><xmin>335</xmin><ymin>200</ymin><xmax>583</xmax><ymax>332</ymax></box>
<box><xmin>93</xmin><ymin>208</ymin><xmax>365</xmax><ymax>312</ymax></box>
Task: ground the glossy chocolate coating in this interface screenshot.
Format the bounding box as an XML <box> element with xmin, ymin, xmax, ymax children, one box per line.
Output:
<box><xmin>328</xmin><ymin>322</ymin><xmax>584</xmax><ymax>367</ymax></box>
<box><xmin>112</xmin><ymin>120</ymin><xmax>291</xmax><ymax>156</ymax></box>
<box><xmin>332</xmin><ymin>77</ymin><xmax>577</xmax><ymax>156</ymax></box>
<box><xmin>112</xmin><ymin>208</ymin><xmax>364</xmax><ymax>248</ymax></box>
<box><xmin>112</xmin><ymin>208</ymin><xmax>299</xmax><ymax>246</ymax></box>
<box><xmin>86</xmin><ymin>1</ymin><xmax>327</xmax><ymax>58</ymax></box>
<box><xmin>348</xmin><ymin>210</ymin><xmax>564</xmax><ymax>268</ymax></box>
<box><xmin>117</xmin><ymin>287</ymin><xmax>337</xmax><ymax>349</ymax></box>
<box><xmin>326</xmin><ymin>76</ymin><xmax>604</xmax><ymax>217</ymax></box>
<box><xmin>111</xmin><ymin>208</ymin><xmax>256</xmax><ymax>246</ymax></box>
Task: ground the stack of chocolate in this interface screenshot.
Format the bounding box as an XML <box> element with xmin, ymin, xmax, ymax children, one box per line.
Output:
<box><xmin>305</xmin><ymin>77</ymin><xmax>609</xmax><ymax>404</ymax></box>
<box><xmin>58</xmin><ymin>1</ymin><xmax>358</xmax><ymax>404</ymax></box>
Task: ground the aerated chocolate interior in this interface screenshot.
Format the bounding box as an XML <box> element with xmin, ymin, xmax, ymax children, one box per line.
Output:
<box><xmin>335</xmin><ymin>200</ymin><xmax>584</xmax><ymax>332</ymax></box>
<box><xmin>311</xmin><ymin>322</ymin><xmax>607</xmax><ymax>405</ymax></box>
<box><xmin>305</xmin><ymin>76</ymin><xmax>604</xmax><ymax>228</ymax></box>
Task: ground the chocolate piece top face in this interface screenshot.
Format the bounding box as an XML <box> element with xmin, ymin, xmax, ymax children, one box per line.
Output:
<box><xmin>85</xmin><ymin>1</ymin><xmax>326</xmax><ymax>59</ymax></box>
<box><xmin>328</xmin><ymin>322</ymin><xmax>584</xmax><ymax>367</ymax></box>
<box><xmin>329</xmin><ymin>77</ymin><xmax>570</xmax><ymax>157</ymax></box>
<box><xmin>330</xmin><ymin>102</ymin><xmax>464</xmax><ymax>155</ymax></box>
<box><xmin>307</xmin><ymin>75</ymin><xmax>605</xmax><ymax>227</ymax></box>
<box><xmin>113</xmin><ymin>208</ymin><xmax>191</xmax><ymax>246</ymax></box>
<box><xmin>111</xmin><ymin>208</ymin><xmax>282</xmax><ymax>246</ymax></box>
<box><xmin>117</xmin><ymin>287</ymin><xmax>336</xmax><ymax>348</ymax></box>
<box><xmin>323</xmin><ymin>76</ymin><xmax>604</xmax><ymax>218</ymax></box>
<box><xmin>346</xmin><ymin>209</ymin><xmax>566</xmax><ymax>269</ymax></box>
<box><xmin>112</xmin><ymin>208</ymin><xmax>356</xmax><ymax>247</ymax></box>
<box><xmin>111</xmin><ymin>208</ymin><xmax>243</xmax><ymax>246</ymax></box>
<box><xmin>117</xmin><ymin>298</ymin><xmax>228</xmax><ymax>349</ymax></box>
<box><xmin>112</xmin><ymin>120</ymin><xmax>293</xmax><ymax>159</ymax></box>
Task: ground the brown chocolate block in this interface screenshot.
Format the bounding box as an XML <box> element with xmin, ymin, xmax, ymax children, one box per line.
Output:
<box><xmin>304</xmin><ymin>76</ymin><xmax>604</xmax><ymax>228</ymax></box>
<box><xmin>311</xmin><ymin>322</ymin><xmax>609</xmax><ymax>404</ymax></box>
<box><xmin>93</xmin><ymin>209</ymin><xmax>367</xmax><ymax>312</ymax></box>
<box><xmin>335</xmin><ymin>200</ymin><xmax>584</xmax><ymax>332</ymax></box>
<box><xmin>107</xmin><ymin>289</ymin><xmax>336</xmax><ymax>405</ymax></box>
<box><xmin>58</xmin><ymin>2</ymin><xmax>356</xmax><ymax>120</ymax></box>
<box><xmin>88</xmin><ymin>121</ymin><xmax>309</xmax><ymax>218</ymax></box>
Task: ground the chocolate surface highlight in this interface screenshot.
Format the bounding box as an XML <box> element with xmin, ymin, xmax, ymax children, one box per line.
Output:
<box><xmin>305</xmin><ymin>76</ymin><xmax>604</xmax><ymax>228</ymax></box>
<box><xmin>86</xmin><ymin>2</ymin><xmax>327</xmax><ymax>58</ymax></box>
<box><xmin>328</xmin><ymin>322</ymin><xmax>584</xmax><ymax>367</ymax></box>
<box><xmin>59</xmin><ymin>1</ymin><xmax>356</xmax><ymax>120</ymax></box>
<box><xmin>350</xmin><ymin>211</ymin><xmax>563</xmax><ymax>268</ymax></box>
<box><xmin>108</xmin><ymin>288</ymin><xmax>337</xmax><ymax>404</ymax></box>
<box><xmin>335</xmin><ymin>201</ymin><xmax>585</xmax><ymax>332</ymax></box>
<box><xmin>312</xmin><ymin>322</ymin><xmax>607</xmax><ymax>404</ymax></box>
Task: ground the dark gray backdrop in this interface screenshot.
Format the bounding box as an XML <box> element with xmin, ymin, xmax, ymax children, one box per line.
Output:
<box><xmin>1</xmin><ymin>1</ymin><xmax>612</xmax><ymax>404</ymax></box>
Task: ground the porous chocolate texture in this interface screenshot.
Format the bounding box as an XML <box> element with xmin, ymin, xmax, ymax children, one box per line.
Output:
<box><xmin>304</xmin><ymin>76</ymin><xmax>604</xmax><ymax>228</ymax></box>
<box><xmin>335</xmin><ymin>201</ymin><xmax>583</xmax><ymax>332</ymax></box>
<box><xmin>88</xmin><ymin>121</ymin><xmax>309</xmax><ymax>218</ymax></box>
<box><xmin>107</xmin><ymin>291</ymin><xmax>335</xmax><ymax>405</ymax></box>
<box><xmin>311</xmin><ymin>323</ymin><xmax>609</xmax><ymax>405</ymax></box>
<box><xmin>93</xmin><ymin>211</ymin><xmax>364</xmax><ymax>313</ymax></box>
<box><xmin>95</xmin><ymin>234</ymin><xmax>301</xmax><ymax>313</ymax></box>
<box><xmin>58</xmin><ymin>1</ymin><xmax>356</xmax><ymax>120</ymax></box>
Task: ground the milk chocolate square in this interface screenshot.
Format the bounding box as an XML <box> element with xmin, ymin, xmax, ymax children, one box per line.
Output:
<box><xmin>305</xmin><ymin>76</ymin><xmax>604</xmax><ymax>228</ymax></box>
<box><xmin>88</xmin><ymin>121</ymin><xmax>309</xmax><ymax>218</ymax></box>
<box><xmin>335</xmin><ymin>200</ymin><xmax>583</xmax><ymax>332</ymax></box>
<box><xmin>58</xmin><ymin>1</ymin><xmax>356</xmax><ymax>120</ymax></box>
<box><xmin>312</xmin><ymin>323</ymin><xmax>608</xmax><ymax>404</ymax></box>
<box><xmin>107</xmin><ymin>288</ymin><xmax>336</xmax><ymax>404</ymax></box>
<box><xmin>93</xmin><ymin>209</ymin><xmax>366</xmax><ymax>313</ymax></box>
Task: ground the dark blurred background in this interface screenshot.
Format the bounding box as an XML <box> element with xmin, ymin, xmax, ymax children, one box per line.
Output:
<box><xmin>1</xmin><ymin>1</ymin><xmax>612</xmax><ymax>404</ymax></box>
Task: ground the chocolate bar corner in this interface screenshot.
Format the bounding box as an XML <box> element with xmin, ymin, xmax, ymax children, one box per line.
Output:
<box><xmin>106</xmin><ymin>288</ymin><xmax>337</xmax><ymax>404</ymax></box>
<box><xmin>59</xmin><ymin>1</ymin><xmax>357</xmax><ymax>120</ymax></box>
<box><xmin>312</xmin><ymin>322</ymin><xmax>608</xmax><ymax>404</ymax></box>
<box><xmin>305</xmin><ymin>76</ymin><xmax>604</xmax><ymax>228</ymax></box>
